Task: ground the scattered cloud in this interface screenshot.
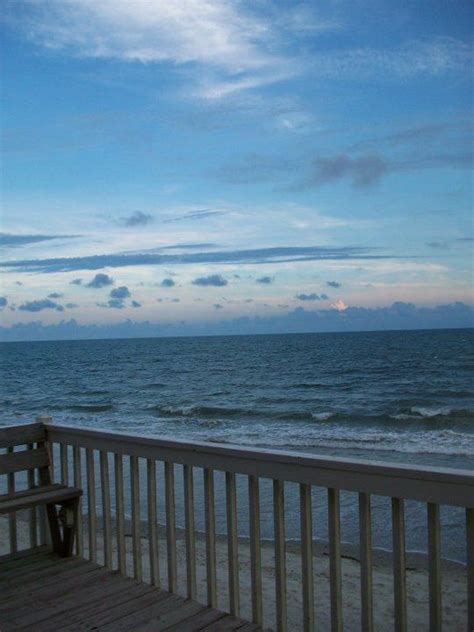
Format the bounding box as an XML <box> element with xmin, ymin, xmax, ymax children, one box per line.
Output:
<box><xmin>327</xmin><ymin>281</ymin><xmax>341</xmax><ymax>288</ymax></box>
<box><xmin>192</xmin><ymin>274</ymin><xmax>228</xmax><ymax>287</ymax></box>
<box><xmin>120</xmin><ymin>211</ymin><xmax>153</xmax><ymax>227</ymax></box>
<box><xmin>101</xmin><ymin>298</ymin><xmax>125</xmax><ymax>309</ymax></box>
<box><xmin>427</xmin><ymin>241</ymin><xmax>449</xmax><ymax>249</ymax></box>
<box><xmin>213</xmin><ymin>303</ymin><xmax>224</xmax><ymax>309</ymax></box>
<box><xmin>161</xmin><ymin>278</ymin><xmax>176</xmax><ymax>288</ymax></box>
<box><xmin>70</xmin><ymin>278</ymin><xmax>83</xmax><ymax>286</ymax></box>
<box><xmin>86</xmin><ymin>273</ymin><xmax>114</xmax><ymax>288</ymax></box>
<box><xmin>18</xmin><ymin>298</ymin><xmax>64</xmax><ymax>312</ymax></box>
<box><xmin>65</xmin><ymin>303</ymin><xmax>78</xmax><ymax>309</ymax></box>
<box><xmin>47</xmin><ymin>292</ymin><xmax>63</xmax><ymax>299</ymax></box>
<box><xmin>295</xmin><ymin>293</ymin><xmax>328</xmax><ymax>301</ymax></box>
<box><xmin>256</xmin><ymin>275</ymin><xmax>273</xmax><ymax>284</ymax></box>
<box><xmin>310</xmin><ymin>154</ymin><xmax>388</xmax><ymax>188</ymax></box>
<box><xmin>3</xmin><ymin>302</ymin><xmax>473</xmax><ymax>341</ymax></box>
<box><xmin>162</xmin><ymin>209</ymin><xmax>226</xmax><ymax>223</ymax></box>
<box><xmin>110</xmin><ymin>286</ymin><xmax>131</xmax><ymax>299</ymax></box>
<box><xmin>0</xmin><ymin>232</ymin><xmax>78</xmax><ymax>247</ymax></box>
<box><xmin>0</xmin><ymin>297</ymin><xmax>7</xmax><ymax>308</ymax></box>
<box><xmin>0</xmin><ymin>245</ymin><xmax>383</xmax><ymax>273</ymax></box>
<box><xmin>131</xmin><ymin>300</ymin><xmax>142</xmax><ymax>308</ymax></box>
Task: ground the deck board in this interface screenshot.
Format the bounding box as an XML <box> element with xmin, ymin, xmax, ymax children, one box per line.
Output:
<box><xmin>0</xmin><ymin>549</ymin><xmax>269</xmax><ymax>632</ymax></box>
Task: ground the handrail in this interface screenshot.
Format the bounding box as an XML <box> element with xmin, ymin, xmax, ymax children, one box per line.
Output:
<box><xmin>46</xmin><ymin>423</ymin><xmax>474</xmax><ymax>506</ymax></box>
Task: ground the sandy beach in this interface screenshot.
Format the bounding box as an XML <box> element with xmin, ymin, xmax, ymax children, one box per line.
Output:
<box><xmin>0</xmin><ymin>514</ymin><xmax>467</xmax><ymax>631</ymax></box>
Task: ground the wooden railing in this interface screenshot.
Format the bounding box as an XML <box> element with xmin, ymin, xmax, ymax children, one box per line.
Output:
<box><xmin>1</xmin><ymin>417</ymin><xmax>474</xmax><ymax>632</ymax></box>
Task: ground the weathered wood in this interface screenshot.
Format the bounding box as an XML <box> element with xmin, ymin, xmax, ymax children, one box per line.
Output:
<box><xmin>146</xmin><ymin>458</ymin><xmax>159</xmax><ymax>587</ymax></box>
<box><xmin>300</xmin><ymin>483</ymin><xmax>314</xmax><ymax>632</ymax></box>
<box><xmin>165</xmin><ymin>460</ymin><xmax>177</xmax><ymax>592</ymax></box>
<box><xmin>0</xmin><ymin>422</ymin><xmax>45</xmax><ymax>448</ymax></box>
<box><xmin>114</xmin><ymin>452</ymin><xmax>126</xmax><ymax>575</ymax></box>
<box><xmin>85</xmin><ymin>447</ymin><xmax>97</xmax><ymax>562</ymax></box>
<box><xmin>392</xmin><ymin>497</ymin><xmax>407</xmax><ymax>632</ymax></box>
<box><xmin>427</xmin><ymin>502</ymin><xmax>442</xmax><ymax>632</ymax></box>
<box><xmin>73</xmin><ymin>445</ymin><xmax>83</xmax><ymax>557</ymax></box>
<box><xmin>226</xmin><ymin>471</ymin><xmax>240</xmax><ymax>617</ymax></box>
<box><xmin>100</xmin><ymin>451</ymin><xmax>112</xmax><ymax>568</ymax></box>
<box><xmin>0</xmin><ymin>446</ymin><xmax>49</xmax><ymax>475</ymax></box>
<box><xmin>0</xmin><ymin>484</ymin><xmax>81</xmax><ymax>514</ymax></box>
<box><xmin>359</xmin><ymin>492</ymin><xmax>373</xmax><ymax>632</ymax></box>
<box><xmin>184</xmin><ymin>463</ymin><xmax>197</xmax><ymax>599</ymax></box>
<box><xmin>248</xmin><ymin>475</ymin><xmax>263</xmax><ymax>626</ymax></box>
<box><xmin>60</xmin><ymin>443</ymin><xmax>69</xmax><ymax>485</ymax></box>
<box><xmin>273</xmin><ymin>479</ymin><xmax>287</xmax><ymax>632</ymax></box>
<box><xmin>328</xmin><ymin>488</ymin><xmax>342</xmax><ymax>632</ymax></box>
<box><xmin>7</xmin><ymin>446</ymin><xmax>17</xmax><ymax>553</ymax></box>
<box><xmin>204</xmin><ymin>467</ymin><xmax>217</xmax><ymax>608</ymax></box>
<box><xmin>27</xmin><ymin>443</ymin><xmax>38</xmax><ymax>548</ymax></box>
<box><xmin>47</xmin><ymin>423</ymin><xmax>474</xmax><ymax>506</ymax></box>
<box><xmin>130</xmin><ymin>455</ymin><xmax>143</xmax><ymax>582</ymax></box>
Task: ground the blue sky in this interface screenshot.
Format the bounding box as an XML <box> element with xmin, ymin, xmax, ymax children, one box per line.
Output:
<box><xmin>1</xmin><ymin>0</ymin><xmax>473</xmax><ymax>339</ymax></box>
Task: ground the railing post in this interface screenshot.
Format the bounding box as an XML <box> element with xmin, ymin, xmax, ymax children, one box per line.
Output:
<box><xmin>36</xmin><ymin>414</ymin><xmax>53</xmax><ymax>546</ymax></box>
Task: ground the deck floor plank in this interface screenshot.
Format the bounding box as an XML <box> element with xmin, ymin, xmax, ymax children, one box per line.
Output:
<box><xmin>0</xmin><ymin>549</ymin><xmax>268</xmax><ymax>632</ymax></box>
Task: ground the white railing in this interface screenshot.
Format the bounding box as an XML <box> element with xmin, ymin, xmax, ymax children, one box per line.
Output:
<box><xmin>2</xmin><ymin>418</ymin><xmax>474</xmax><ymax>632</ymax></box>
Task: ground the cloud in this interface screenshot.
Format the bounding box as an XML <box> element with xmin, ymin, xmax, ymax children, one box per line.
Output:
<box><xmin>110</xmin><ymin>286</ymin><xmax>131</xmax><ymax>299</ymax></box>
<box><xmin>427</xmin><ymin>241</ymin><xmax>449</xmax><ymax>249</ymax></box>
<box><xmin>11</xmin><ymin>0</ymin><xmax>290</xmax><ymax>99</ymax></box>
<box><xmin>162</xmin><ymin>209</ymin><xmax>226</xmax><ymax>223</ymax></box>
<box><xmin>18</xmin><ymin>298</ymin><xmax>64</xmax><ymax>312</ymax></box>
<box><xmin>120</xmin><ymin>211</ymin><xmax>153</xmax><ymax>227</ymax></box>
<box><xmin>2</xmin><ymin>302</ymin><xmax>472</xmax><ymax>341</ymax></box>
<box><xmin>310</xmin><ymin>154</ymin><xmax>389</xmax><ymax>188</ymax></box>
<box><xmin>213</xmin><ymin>303</ymin><xmax>224</xmax><ymax>309</ymax></box>
<box><xmin>256</xmin><ymin>276</ymin><xmax>272</xmax><ymax>284</ymax></box>
<box><xmin>161</xmin><ymin>278</ymin><xmax>176</xmax><ymax>288</ymax></box>
<box><xmin>70</xmin><ymin>278</ymin><xmax>83</xmax><ymax>286</ymax></box>
<box><xmin>0</xmin><ymin>245</ymin><xmax>383</xmax><ymax>273</ymax></box>
<box><xmin>65</xmin><ymin>303</ymin><xmax>78</xmax><ymax>309</ymax></box>
<box><xmin>0</xmin><ymin>232</ymin><xmax>78</xmax><ymax>247</ymax></box>
<box><xmin>192</xmin><ymin>274</ymin><xmax>228</xmax><ymax>287</ymax></box>
<box><xmin>86</xmin><ymin>273</ymin><xmax>114</xmax><ymax>288</ymax></box>
<box><xmin>101</xmin><ymin>298</ymin><xmax>125</xmax><ymax>309</ymax></box>
<box><xmin>47</xmin><ymin>292</ymin><xmax>63</xmax><ymax>299</ymax></box>
<box><xmin>295</xmin><ymin>293</ymin><xmax>328</xmax><ymax>301</ymax></box>
<box><xmin>327</xmin><ymin>281</ymin><xmax>341</xmax><ymax>288</ymax></box>
<box><xmin>0</xmin><ymin>297</ymin><xmax>7</xmax><ymax>308</ymax></box>
<box><xmin>131</xmin><ymin>300</ymin><xmax>142</xmax><ymax>308</ymax></box>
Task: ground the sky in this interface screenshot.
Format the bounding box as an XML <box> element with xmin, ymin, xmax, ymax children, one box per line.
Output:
<box><xmin>0</xmin><ymin>0</ymin><xmax>473</xmax><ymax>340</ymax></box>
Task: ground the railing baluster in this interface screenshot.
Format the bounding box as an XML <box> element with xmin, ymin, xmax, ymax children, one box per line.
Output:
<box><xmin>273</xmin><ymin>479</ymin><xmax>287</xmax><ymax>632</ymax></box>
<box><xmin>359</xmin><ymin>492</ymin><xmax>373</xmax><ymax>632</ymax></box>
<box><xmin>165</xmin><ymin>461</ymin><xmax>177</xmax><ymax>592</ymax></box>
<box><xmin>27</xmin><ymin>443</ymin><xmax>38</xmax><ymax>548</ymax></box>
<box><xmin>392</xmin><ymin>497</ymin><xmax>407</xmax><ymax>632</ymax></box>
<box><xmin>226</xmin><ymin>471</ymin><xmax>240</xmax><ymax>617</ymax></box>
<box><xmin>130</xmin><ymin>455</ymin><xmax>142</xmax><ymax>582</ymax></box>
<box><xmin>147</xmin><ymin>458</ymin><xmax>160</xmax><ymax>587</ymax></box>
<box><xmin>60</xmin><ymin>443</ymin><xmax>68</xmax><ymax>485</ymax></box>
<box><xmin>73</xmin><ymin>446</ymin><xmax>83</xmax><ymax>557</ymax></box>
<box><xmin>7</xmin><ymin>446</ymin><xmax>17</xmax><ymax>553</ymax></box>
<box><xmin>467</xmin><ymin>507</ymin><xmax>474</xmax><ymax>632</ymax></box>
<box><xmin>300</xmin><ymin>483</ymin><xmax>314</xmax><ymax>632</ymax></box>
<box><xmin>427</xmin><ymin>503</ymin><xmax>442</xmax><ymax>631</ymax></box>
<box><xmin>328</xmin><ymin>488</ymin><xmax>342</xmax><ymax>632</ymax></box>
<box><xmin>184</xmin><ymin>464</ymin><xmax>197</xmax><ymax>600</ymax></box>
<box><xmin>204</xmin><ymin>467</ymin><xmax>217</xmax><ymax>608</ymax></box>
<box><xmin>100</xmin><ymin>451</ymin><xmax>112</xmax><ymax>569</ymax></box>
<box><xmin>114</xmin><ymin>453</ymin><xmax>126</xmax><ymax>575</ymax></box>
<box><xmin>249</xmin><ymin>475</ymin><xmax>263</xmax><ymax>626</ymax></box>
<box><xmin>85</xmin><ymin>448</ymin><xmax>97</xmax><ymax>562</ymax></box>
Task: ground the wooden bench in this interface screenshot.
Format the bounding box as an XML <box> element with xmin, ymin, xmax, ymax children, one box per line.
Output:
<box><xmin>0</xmin><ymin>422</ymin><xmax>82</xmax><ymax>557</ymax></box>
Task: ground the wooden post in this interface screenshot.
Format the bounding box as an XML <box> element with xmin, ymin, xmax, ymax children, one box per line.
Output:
<box><xmin>36</xmin><ymin>415</ymin><xmax>53</xmax><ymax>546</ymax></box>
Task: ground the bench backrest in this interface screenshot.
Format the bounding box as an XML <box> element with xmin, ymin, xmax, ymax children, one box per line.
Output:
<box><xmin>0</xmin><ymin>422</ymin><xmax>52</xmax><ymax>486</ymax></box>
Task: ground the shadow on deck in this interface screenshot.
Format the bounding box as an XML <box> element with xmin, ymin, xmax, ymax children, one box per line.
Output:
<box><xmin>0</xmin><ymin>548</ymin><xmax>267</xmax><ymax>632</ymax></box>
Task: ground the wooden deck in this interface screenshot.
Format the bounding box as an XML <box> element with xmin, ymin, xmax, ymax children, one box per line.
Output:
<box><xmin>0</xmin><ymin>548</ymin><xmax>266</xmax><ymax>632</ymax></box>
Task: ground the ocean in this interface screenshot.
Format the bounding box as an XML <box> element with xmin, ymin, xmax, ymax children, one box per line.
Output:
<box><xmin>1</xmin><ymin>328</ymin><xmax>473</xmax><ymax>561</ymax></box>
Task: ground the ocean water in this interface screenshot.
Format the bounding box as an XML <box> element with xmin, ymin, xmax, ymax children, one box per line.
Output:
<box><xmin>1</xmin><ymin>328</ymin><xmax>473</xmax><ymax>560</ymax></box>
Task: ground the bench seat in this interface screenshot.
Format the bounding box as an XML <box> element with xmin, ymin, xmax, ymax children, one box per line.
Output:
<box><xmin>0</xmin><ymin>484</ymin><xmax>82</xmax><ymax>515</ymax></box>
